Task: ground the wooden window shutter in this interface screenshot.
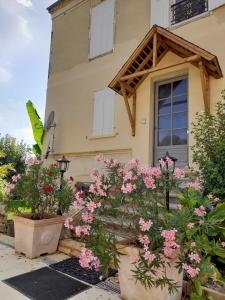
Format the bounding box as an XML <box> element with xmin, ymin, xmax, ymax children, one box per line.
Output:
<box><xmin>89</xmin><ymin>0</ymin><xmax>115</xmax><ymax>59</ymax></box>
<box><xmin>208</xmin><ymin>0</ymin><xmax>225</xmax><ymax>10</ymax></box>
<box><xmin>150</xmin><ymin>0</ymin><xmax>170</xmax><ymax>28</ymax></box>
<box><xmin>92</xmin><ymin>88</ymin><xmax>115</xmax><ymax>136</ymax></box>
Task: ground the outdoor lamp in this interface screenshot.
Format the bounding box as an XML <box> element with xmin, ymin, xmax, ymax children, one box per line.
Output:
<box><xmin>57</xmin><ymin>155</ymin><xmax>70</xmax><ymax>177</ymax></box>
<box><xmin>159</xmin><ymin>151</ymin><xmax>177</xmax><ymax>211</ymax></box>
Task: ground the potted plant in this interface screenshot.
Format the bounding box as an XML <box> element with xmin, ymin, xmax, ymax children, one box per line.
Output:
<box><xmin>5</xmin><ymin>158</ymin><xmax>74</xmax><ymax>258</ymax></box>
<box><xmin>65</xmin><ymin>155</ymin><xmax>225</xmax><ymax>300</ymax></box>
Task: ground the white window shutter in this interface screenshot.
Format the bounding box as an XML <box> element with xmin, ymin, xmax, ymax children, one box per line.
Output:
<box><xmin>208</xmin><ymin>0</ymin><xmax>225</xmax><ymax>10</ymax></box>
<box><xmin>150</xmin><ymin>0</ymin><xmax>170</xmax><ymax>28</ymax></box>
<box><xmin>92</xmin><ymin>88</ymin><xmax>115</xmax><ymax>136</ymax></box>
<box><xmin>89</xmin><ymin>0</ymin><xmax>115</xmax><ymax>59</ymax></box>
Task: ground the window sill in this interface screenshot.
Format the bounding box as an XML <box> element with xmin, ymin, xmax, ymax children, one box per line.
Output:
<box><xmin>169</xmin><ymin>11</ymin><xmax>210</xmax><ymax>30</ymax></box>
<box><xmin>88</xmin><ymin>132</ymin><xmax>118</xmax><ymax>140</ymax></box>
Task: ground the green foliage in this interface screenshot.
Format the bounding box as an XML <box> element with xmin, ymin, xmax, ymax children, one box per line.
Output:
<box><xmin>0</xmin><ymin>134</ymin><xmax>30</xmax><ymax>180</ymax></box>
<box><xmin>0</xmin><ymin>150</ymin><xmax>12</xmax><ymax>202</ymax></box>
<box><xmin>26</xmin><ymin>100</ymin><xmax>44</xmax><ymax>156</ymax></box>
<box><xmin>191</xmin><ymin>93</ymin><xmax>225</xmax><ymax>200</ymax></box>
<box><xmin>4</xmin><ymin>162</ymin><xmax>74</xmax><ymax>218</ymax></box>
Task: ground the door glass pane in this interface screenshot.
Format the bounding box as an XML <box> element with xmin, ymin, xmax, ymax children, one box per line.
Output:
<box><xmin>173</xmin><ymin>95</ymin><xmax>187</xmax><ymax>112</ymax></box>
<box><xmin>158</xmin><ymin>115</ymin><xmax>170</xmax><ymax>129</ymax></box>
<box><xmin>158</xmin><ymin>83</ymin><xmax>171</xmax><ymax>99</ymax></box>
<box><xmin>173</xmin><ymin>112</ymin><xmax>187</xmax><ymax>129</ymax></box>
<box><xmin>173</xmin><ymin>79</ymin><xmax>187</xmax><ymax>96</ymax></box>
<box><xmin>172</xmin><ymin>129</ymin><xmax>187</xmax><ymax>145</ymax></box>
<box><xmin>158</xmin><ymin>98</ymin><xmax>171</xmax><ymax>114</ymax></box>
<box><xmin>158</xmin><ymin>130</ymin><xmax>171</xmax><ymax>146</ymax></box>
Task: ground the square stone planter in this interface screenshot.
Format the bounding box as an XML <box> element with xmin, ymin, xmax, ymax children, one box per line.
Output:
<box><xmin>13</xmin><ymin>215</ymin><xmax>64</xmax><ymax>259</ymax></box>
<box><xmin>118</xmin><ymin>246</ymin><xmax>183</xmax><ymax>300</ymax></box>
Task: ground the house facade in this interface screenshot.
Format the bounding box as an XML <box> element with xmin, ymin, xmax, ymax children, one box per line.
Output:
<box><xmin>44</xmin><ymin>0</ymin><xmax>225</xmax><ymax>181</ymax></box>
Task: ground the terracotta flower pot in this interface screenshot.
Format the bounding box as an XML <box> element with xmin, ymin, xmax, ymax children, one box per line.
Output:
<box><xmin>118</xmin><ymin>246</ymin><xmax>183</xmax><ymax>300</ymax></box>
<box><xmin>13</xmin><ymin>215</ymin><xmax>64</xmax><ymax>259</ymax></box>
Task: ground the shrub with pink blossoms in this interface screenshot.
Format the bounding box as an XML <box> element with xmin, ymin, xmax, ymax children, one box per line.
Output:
<box><xmin>64</xmin><ymin>154</ymin><xmax>225</xmax><ymax>297</ymax></box>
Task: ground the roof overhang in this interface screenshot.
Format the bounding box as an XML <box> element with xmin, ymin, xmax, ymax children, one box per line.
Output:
<box><xmin>108</xmin><ymin>25</ymin><xmax>223</xmax><ymax>135</ymax></box>
<box><xmin>47</xmin><ymin>0</ymin><xmax>74</xmax><ymax>14</ymax></box>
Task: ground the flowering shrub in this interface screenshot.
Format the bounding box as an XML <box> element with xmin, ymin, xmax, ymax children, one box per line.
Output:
<box><xmin>4</xmin><ymin>159</ymin><xmax>74</xmax><ymax>219</ymax></box>
<box><xmin>65</xmin><ymin>155</ymin><xmax>225</xmax><ymax>298</ymax></box>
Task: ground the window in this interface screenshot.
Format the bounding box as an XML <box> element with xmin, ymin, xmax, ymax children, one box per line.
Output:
<box><xmin>89</xmin><ymin>0</ymin><xmax>115</xmax><ymax>59</ymax></box>
<box><xmin>170</xmin><ymin>0</ymin><xmax>208</xmax><ymax>26</ymax></box>
<box><xmin>92</xmin><ymin>88</ymin><xmax>115</xmax><ymax>136</ymax></box>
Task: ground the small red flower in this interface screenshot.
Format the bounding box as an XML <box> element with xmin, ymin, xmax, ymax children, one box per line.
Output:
<box><xmin>69</xmin><ymin>176</ymin><xmax>74</xmax><ymax>182</ymax></box>
<box><xmin>42</xmin><ymin>186</ymin><xmax>54</xmax><ymax>193</ymax></box>
<box><xmin>46</xmin><ymin>171</ymin><xmax>52</xmax><ymax>176</ymax></box>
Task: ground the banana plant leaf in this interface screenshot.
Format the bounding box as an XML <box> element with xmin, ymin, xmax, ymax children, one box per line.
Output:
<box><xmin>26</xmin><ymin>100</ymin><xmax>44</xmax><ymax>154</ymax></box>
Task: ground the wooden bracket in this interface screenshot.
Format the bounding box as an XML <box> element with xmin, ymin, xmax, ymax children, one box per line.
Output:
<box><xmin>120</xmin><ymin>81</ymin><xmax>136</xmax><ymax>136</ymax></box>
<box><xmin>153</xmin><ymin>31</ymin><xmax>157</xmax><ymax>67</ymax></box>
<box><xmin>199</xmin><ymin>59</ymin><xmax>210</xmax><ymax>112</ymax></box>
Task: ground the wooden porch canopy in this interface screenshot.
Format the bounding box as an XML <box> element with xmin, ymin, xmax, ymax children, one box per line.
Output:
<box><xmin>108</xmin><ymin>25</ymin><xmax>222</xmax><ymax>136</ymax></box>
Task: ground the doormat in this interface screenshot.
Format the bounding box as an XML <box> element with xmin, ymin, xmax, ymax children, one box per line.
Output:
<box><xmin>3</xmin><ymin>267</ymin><xmax>90</xmax><ymax>300</ymax></box>
<box><xmin>50</xmin><ymin>257</ymin><xmax>117</xmax><ymax>285</ymax></box>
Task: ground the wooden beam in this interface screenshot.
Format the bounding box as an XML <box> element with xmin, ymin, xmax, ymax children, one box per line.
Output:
<box><xmin>132</xmin><ymin>92</ymin><xmax>136</xmax><ymax>135</ymax></box>
<box><xmin>120</xmin><ymin>81</ymin><xmax>135</xmax><ymax>135</ymax></box>
<box><xmin>120</xmin><ymin>55</ymin><xmax>201</xmax><ymax>81</ymax></box>
<box><xmin>199</xmin><ymin>60</ymin><xmax>210</xmax><ymax>111</ymax></box>
<box><xmin>153</xmin><ymin>32</ymin><xmax>157</xmax><ymax>67</ymax></box>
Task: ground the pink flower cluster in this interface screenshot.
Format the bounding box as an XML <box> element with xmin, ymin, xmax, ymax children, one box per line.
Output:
<box><xmin>139</xmin><ymin>218</ymin><xmax>153</xmax><ymax>232</ymax></box>
<box><xmin>25</xmin><ymin>157</ymin><xmax>42</xmax><ymax>166</ymax></box>
<box><xmin>159</xmin><ymin>157</ymin><xmax>173</xmax><ymax>168</ymax></box>
<box><xmin>127</xmin><ymin>159</ymin><xmax>139</xmax><ymax>169</ymax></box>
<box><xmin>144</xmin><ymin>176</ymin><xmax>156</xmax><ymax>189</ymax></box>
<box><xmin>74</xmin><ymin>191</ymin><xmax>85</xmax><ymax>210</ymax></box>
<box><xmin>144</xmin><ymin>251</ymin><xmax>156</xmax><ymax>263</ymax></box>
<box><xmin>138</xmin><ymin>166</ymin><xmax>161</xmax><ymax>178</ymax></box>
<box><xmin>64</xmin><ymin>217</ymin><xmax>74</xmax><ymax>230</ymax></box>
<box><xmin>79</xmin><ymin>248</ymin><xmax>100</xmax><ymax>270</ymax></box>
<box><xmin>182</xmin><ymin>263</ymin><xmax>200</xmax><ymax>278</ymax></box>
<box><xmin>173</xmin><ymin>168</ymin><xmax>185</xmax><ymax>179</ymax></box>
<box><xmin>12</xmin><ymin>174</ymin><xmax>21</xmax><ymax>183</ymax></box>
<box><xmin>6</xmin><ymin>183</ymin><xmax>16</xmax><ymax>195</ymax></box>
<box><xmin>138</xmin><ymin>234</ymin><xmax>150</xmax><ymax>248</ymax></box>
<box><xmin>89</xmin><ymin>176</ymin><xmax>107</xmax><ymax>197</ymax></box>
<box><xmin>188</xmin><ymin>252</ymin><xmax>201</xmax><ymax>263</ymax></box>
<box><xmin>123</xmin><ymin>171</ymin><xmax>137</xmax><ymax>182</ymax></box>
<box><xmin>184</xmin><ymin>180</ymin><xmax>202</xmax><ymax>191</ymax></box>
<box><xmin>75</xmin><ymin>225</ymin><xmax>91</xmax><ymax>237</ymax></box>
<box><xmin>81</xmin><ymin>211</ymin><xmax>94</xmax><ymax>224</ymax></box>
<box><xmin>207</xmin><ymin>194</ymin><xmax>220</xmax><ymax>203</ymax></box>
<box><xmin>121</xmin><ymin>182</ymin><xmax>136</xmax><ymax>194</ymax></box>
<box><xmin>86</xmin><ymin>200</ymin><xmax>101</xmax><ymax>213</ymax></box>
<box><xmin>161</xmin><ymin>229</ymin><xmax>179</xmax><ymax>258</ymax></box>
<box><xmin>194</xmin><ymin>205</ymin><xmax>206</xmax><ymax>217</ymax></box>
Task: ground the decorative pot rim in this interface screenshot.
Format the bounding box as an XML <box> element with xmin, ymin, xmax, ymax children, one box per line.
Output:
<box><xmin>13</xmin><ymin>215</ymin><xmax>65</xmax><ymax>227</ymax></box>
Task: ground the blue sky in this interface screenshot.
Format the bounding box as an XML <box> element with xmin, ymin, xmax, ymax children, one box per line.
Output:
<box><xmin>0</xmin><ymin>0</ymin><xmax>55</xmax><ymax>146</ymax></box>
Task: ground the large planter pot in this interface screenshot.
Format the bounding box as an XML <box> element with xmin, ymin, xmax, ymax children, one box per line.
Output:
<box><xmin>118</xmin><ymin>246</ymin><xmax>183</xmax><ymax>300</ymax></box>
<box><xmin>13</xmin><ymin>215</ymin><xmax>64</xmax><ymax>259</ymax></box>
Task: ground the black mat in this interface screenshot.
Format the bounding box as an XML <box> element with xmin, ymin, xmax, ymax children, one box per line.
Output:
<box><xmin>50</xmin><ymin>257</ymin><xmax>117</xmax><ymax>285</ymax></box>
<box><xmin>3</xmin><ymin>267</ymin><xmax>90</xmax><ymax>300</ymax></box>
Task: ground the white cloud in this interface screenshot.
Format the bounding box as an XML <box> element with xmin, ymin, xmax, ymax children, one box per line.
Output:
<box><xmin>11</xmin><ymin>126</ymin><xmax>34</xmax><ymax>146</ymax></box>
<box><xmin>16</xmin><ymin>0</ymin><xmax>33</xmax><ymax>7</ymax></box>
<box><xmin>0</xmin><ymin>66</ymin><xmax>12</xmax><ymax>83</ymax></box>
<box><xmin>19</xmin><ymin>16</ymin><xmax>33</xmax><ymax>40</ymax></box>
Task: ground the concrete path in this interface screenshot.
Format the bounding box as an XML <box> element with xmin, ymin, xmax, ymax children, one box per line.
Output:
<box><xmin>0</xmin><ymin>234</ymin><xmax>120</xmax><ymax>300</ymax></box>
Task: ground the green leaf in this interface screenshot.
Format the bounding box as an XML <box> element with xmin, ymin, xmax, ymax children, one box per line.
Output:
<box><xmin>32</xmin><ymin>144</ymin><xmax>41</xmax><ymax>156</ymax></box>
<box><xmin>192</xmin><ymin>278</ymin><xmax>203</xmax><ymax>296</ymax></box>
<box><xmin>26</xmin><ymin>100</ymin><xmax>44</xmax><ymax>153</ymax></box>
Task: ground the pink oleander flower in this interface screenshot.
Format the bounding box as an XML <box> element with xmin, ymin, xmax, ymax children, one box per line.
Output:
<box><xmin>185</xmin><ymin>180</ymin><xmax>202</xmax><ymax>191</ymax></box>
<box><xmin>6</xmin><ymin>183</ymin><xmax>16</xmax><ymax>195</ymax></box>
<box><xmin>199</xmin><ymin>220</ymin><xmax>204</xmax><ymax>225</ymax></box>
<box><xmin>173</xmin><ymin>168</ymin><xmax>185</xmax><ymax>179</ymax></box>
<box><xmin>191</xmin><ymin>242</ymin><xmax>196</xmax><ymax>247</ymax></box>
<box><xmin>138</xmin><ymin>234</ymin><xmax>150</xmax><ymax>247</ymax></box>
<box><xmin>95</xmin><ymin>154</ymin><xmax>104</xmax><ymax>162</ymax></box>
<box><xmin>139</xmin><ymin>166</ymin><xmax>161</xmax><ymax>178</ymax></box>
<box><xmin>64</xmin><ymin>217</ymin><xmax>74</xmax><ymax>229</ymax></box>
<box><xmin>159</xmin><ymin>158</ymin><xmax>166</xmax><ymax>167</ymax></box>
<box><xmin>75</xmin><ymin>225</ymin><xmax>91</xmax><ymax>237</ymax></box>
<box><xmin>131</xmin><ymin>255</ymin><xmax>140</xmax><ymax>264</ymax></box>
<box><xmin>144</xmin><ymin>251</ymin><xmax>156</xmax><ymax>263</ymax></box>
<box><xmin>12</xmin><ymin>174</ymin><xmax>21</xmax><ymax>183</ymax></box>
<box><xmin>25</xmin><ymin>157</ymin><xmax>41</xmax><ymax>166</ymax></box>
<box><xmin>79</xmin><ymin>248</ymin><xmax>100</xmax><ymax>270</ymax></box>
<box><xmin>208</xmin><ymin>194</ymin><xmax>220</xmax><ymax>203</ymax></box>
<box><xmin>121</xmin><ymin>183</ymin><xmax>136</xmax><ymax>194</ymax></box>
<box><xmin>123</xmin><ymin>171</ymin><xmax>137</xmax><ymax>182</ymax></box>
<box><xmin>144</xmin><ymin>176</ymin><xmax>156</xmax><ymax>189</ymax></box>
<box><xmin>117</xmin><ymin>168</ymin><xmax>126</xmax><ymax>177</ymax></box>
<box><xmin>182</xmin><ymin>263</ymin><xmax>200</xmax><ymax>278</ymax></box>
<box><xmin>86</xmin><ymin>200</ymin><xmax>99</xmax><ymax>213</ymax></box>
<box><xmin>155</xmin><ymin>267</ymin><xmax>164</xmax><ymax>279</ymax></box>
<box><xmin>139</xmin><ymin>218</ymin><xmax>153</xmax><ymax>232</ymax></box>
<box><xmin>194</xmin><ymin>205</ymin><xmax>206</xmax><ymax>217</ymax></box>
<box><xmin>188</xmin><ymin>252</ymin><xmax>201</xmax><ymax>263</ymax></box>
<box><xmin>207</xmin><ymin>194</ymin><xmax>214</xmax><ymax>200</ymax></box>
<box><xmin>161</xmin><ymin>229</ymin><xmax>179</xmax><ymax>257</ymax></box>
<box><xmin>161</xmin><ymin>229</ymin><xmax>177</xmax><ymax>241</ymax></box>
<box><xmin>90</xmin><ymin>168</ymin><xmax>99</xmax><ymax>180</ymax></box>
<box><xmin>81</xmin><ymin>211</ymin><xmax>94</xmax><ymax>224</ymax></box>
<box><xmin>221</xmin><ymin>241</ymin><xmax>225</xmax><ymax>247</ymax></box>
<box><xmin>74</xmin><ymin>191</ymin><xmax>85</xmax><ymax>209</ymax></box>
<box><xmin>128</xmin><ymin>159</ymin><xmax>139</xmax><ymax>169</ymax></box>
<box><xmin>187</xmin><ymin>223</ymin><xmax>194</xmax><ymax>229</ymax></box>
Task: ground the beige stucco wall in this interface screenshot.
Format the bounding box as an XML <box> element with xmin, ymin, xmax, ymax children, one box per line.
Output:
<box><xmin>44</xmin><ymin>1</ymin><xmax>225</xmax><ymax>180</ymax></box>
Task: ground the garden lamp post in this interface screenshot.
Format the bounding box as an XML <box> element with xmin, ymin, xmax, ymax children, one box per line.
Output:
<box><xmin>56</xmin><ymin>155</ymin><xmax>70</xmax><ymax>215</ymax></box>
<box><xmin>159</xmin><ymin>151</ymin><xmax>177</xmax><ymax>211</ymax></box>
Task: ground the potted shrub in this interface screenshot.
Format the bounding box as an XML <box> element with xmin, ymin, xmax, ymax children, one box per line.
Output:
<box><xmin>65</xmin><ymin>155</ymin><xmax>225</xmax><ymax>300</ymax></box>
<box><xmin>5</xmin><ymin>158</ymin><xmax>74</xmax><ymax>258</ymax></box>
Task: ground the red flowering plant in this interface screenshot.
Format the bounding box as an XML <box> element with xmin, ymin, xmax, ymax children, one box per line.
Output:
<box><xmin>65</xmin><ymin>154</ymin><xmax>225</xmax><ymax>298</ymax></box>
<box><xmin>4</xmin><ymin>158</ymin><xmax>74</xmax><ymax>219</ymax></box>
